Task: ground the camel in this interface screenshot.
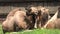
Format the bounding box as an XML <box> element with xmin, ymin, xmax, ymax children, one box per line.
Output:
<box><xmin>42</xmin><ymin>7</ymin><xmax>60</xmax><ymax>29</ymax></box>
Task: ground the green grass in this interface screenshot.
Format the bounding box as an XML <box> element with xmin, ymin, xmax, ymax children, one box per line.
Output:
<box><xmin>0</xmin><ymin>24</ymin><xmax>60</xmax><ymax>34</ymax></box>
<box><xmin>0</xmin><ymin>24</ymin><xmax>3</xmax><ymax>34</ymax></box>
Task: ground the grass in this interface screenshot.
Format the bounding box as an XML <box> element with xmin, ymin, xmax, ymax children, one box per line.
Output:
<box><xmin>0</xmin><ymin>24</ymin><xmax>60</xmax><ymax>34</ymax></box>
<box><xmin>0</xmin><ymin>24</ymin><xmax>3</xmax><ymax>34</ymax></box>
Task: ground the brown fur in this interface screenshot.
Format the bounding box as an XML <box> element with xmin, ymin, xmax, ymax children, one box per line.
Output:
<box><xmin>26</xmin><ymin>6</ymin><xmax>38</xmax><ymax>29</ymax></box>
<box><xmin>46</xmin><ymin>19</ymin><xmax>60</xmax><ymax>29</ymax></box>
<box><xmin>43</xmin><ymin>7</ymin><xmax>60</xmax><ymax>29</ymax></box>
<box><xmin>2</xmin><ymin>8</ymin><xmax>21</xmax><ymax>34</ymax></box>
<box><xmin>2</xmin><ymin>7</ymin><xmax>37</xmax><ymax>34</ymax></box>
<box><xmin>2</xmin><ymin>17</ymin><xmax>14</xmax><ymax>31</ymax></box>
<box><xmin>14</xmin><ymin>10</ymin><xmax>32</xmax><ymax>30</ymax></box>
<box><xmin>6</xmin><ymin>8</ymin><xmax>21</xmax><ymax>18</ymax></box>
<box><xmin>2</xmin><ymin>16</ymin><xmax>15</xmax><ymax>34</ymax></box>
<box><xmin>36</xmin><ymin>6</ymin><xmax>49</xmax><ymax>28</ymax></box>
